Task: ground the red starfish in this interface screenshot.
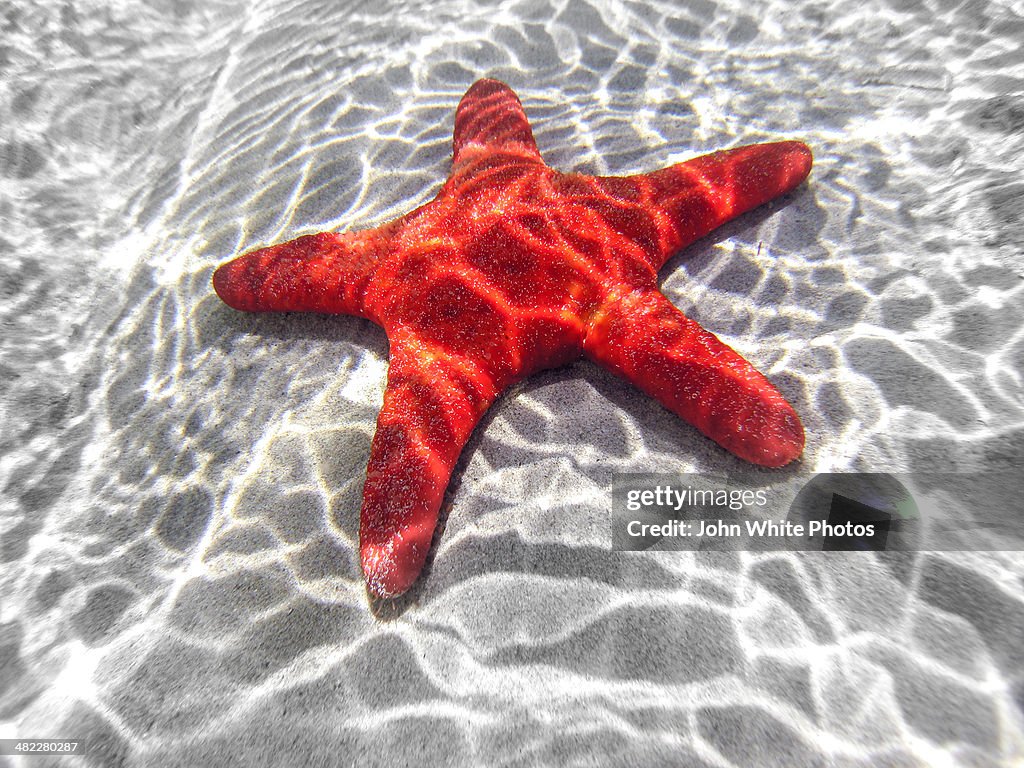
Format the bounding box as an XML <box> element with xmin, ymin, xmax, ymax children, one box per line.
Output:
<box><xmin>213</xmin><ymin>79</ymin><xmax>812</xmax><ymax>598</ymax></box>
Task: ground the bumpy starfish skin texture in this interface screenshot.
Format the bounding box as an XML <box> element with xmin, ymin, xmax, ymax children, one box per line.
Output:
<box><xmin>213</xmin><ymin>79</ymin><xmax>812</xmax><ymax>598</ymax></box>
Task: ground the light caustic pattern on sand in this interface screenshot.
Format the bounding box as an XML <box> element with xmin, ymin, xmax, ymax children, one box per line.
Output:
<box><xmin>214</xmin><ymin>79</ymin><xmax>812</xmax><ymax>597</ymax></box>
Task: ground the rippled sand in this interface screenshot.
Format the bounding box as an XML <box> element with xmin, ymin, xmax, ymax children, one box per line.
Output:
<box><xmin>1</xmin><ymin>0</ymin><xmax>1023</xmax><ymax>765</ymax></box>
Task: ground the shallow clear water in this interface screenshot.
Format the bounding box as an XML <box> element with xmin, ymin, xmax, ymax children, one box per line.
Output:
<box><xmin>2</xmin><ymin>0</ymin><xmax>1023</xmax><ymax>765</ymax></box>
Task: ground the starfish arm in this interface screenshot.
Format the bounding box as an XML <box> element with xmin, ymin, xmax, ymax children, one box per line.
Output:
<box><xmin>452</xmin><ymin>79</ymin><xmax>543</xmax><ymax>170</ymax></box>
<box><xmin>359</xmin><ymin>339</ymin><xmax>501</xmax><ymax>598</ymax></box>
<box><xmin>212</xmin><ymin>230</ymin><xmax>390</xmax><ymax>319</ymax></box>
<box><xmin>602</xmin><ymin>141</ymin><xmax>812</xmax><ymax>269</ymax></box>
<box><xmin>585</xmin><ymin>289</ymin><xmax>804</xmax><ymax>467</ymax></box>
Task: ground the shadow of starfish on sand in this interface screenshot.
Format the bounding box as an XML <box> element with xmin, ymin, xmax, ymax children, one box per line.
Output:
<box><xmin>213</xmin><ymin>79</ymin><xmax>813</xmax><ymax>599</ymax></box>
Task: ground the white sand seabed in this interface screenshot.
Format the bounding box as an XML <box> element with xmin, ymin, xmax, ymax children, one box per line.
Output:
<box><xmin>1</xmin><ymin>1</ymin><xmax>1023</xmax><ymax>766</ymax></box>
